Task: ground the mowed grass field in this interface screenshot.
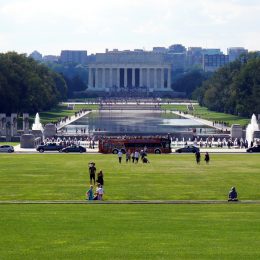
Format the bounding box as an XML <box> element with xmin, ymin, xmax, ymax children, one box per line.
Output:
<box><xmin>0</xmin><ymin>204</ymin><xmax>260</xmax><ymax>259</ymax></box>
<box><xmin>0</xmin><ymin>154</ymin><xmax>260</xmax><ymax>259</ymax></box>
<box><xmin>0</xmin><ymin>154</ymin><xmax>260</xmax><ymax>201</ymax></box>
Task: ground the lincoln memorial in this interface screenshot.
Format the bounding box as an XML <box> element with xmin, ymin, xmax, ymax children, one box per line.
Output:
<box><xmin>87</xmin><ymin>50</ymin><xmax>173</xmax><ymax>97</ymax></box>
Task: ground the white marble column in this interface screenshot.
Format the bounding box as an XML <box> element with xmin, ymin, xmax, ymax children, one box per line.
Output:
<box><xmin>161</xmin><ymin>68</ymin><xmax>164</xmax><ymax>89</ymax></box>
<box><xmin>140</xmin><ymin>68</ymin><xmax>143</xmax><ymax>87</ymax></box>
<box><xmin>117</xmin><ymin>68</ymin><xmax>120</xmax><ymax>88</ymax></box>
<box><xmin>167</xmin><ymin>68</ymin><xmax>171</xmax><ymax>89</ymax></box>
<box><xmin>102</xmin><ymin>68</ymin><xmax>106</xmax><ymax>89</ymax></box>
<box><xmin>147</xmin><ymin>68</ymin><xmax>150</xmax><ymax>88</ymax></box>
<box><xmin>124</xmin><ymin>68</ymin><xmax>127</xmax><ymax>88</ymax></box>
<box><xmin>154</xmin><ymin>68</ymin><xmax>157</xmax><ymax>89</ymax></box>
<box><xmin>95</xmin><ymin>68</ymin><xmax>98</xmax><ymax>88</ymax></box>
<box><xmin>88</xmin><ymin>67</ymin><xmax>92</xmax><ymax>88</ymax></box>
<box><xmin>110</xmin><ymin>68</ymin><xmax>113</xmax><ymax>88</ymax></box>
<box><xmin>132</xmin><ymin>68</ymin><xmax>135</xmax><ymax>87</ymax></box>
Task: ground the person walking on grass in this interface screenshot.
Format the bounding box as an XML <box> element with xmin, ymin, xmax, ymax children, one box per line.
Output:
<box><xmin>134</xmin><ymin>150</ymin><xmax>140</xmax><ymax>164</ymax></box>
<box><xmin>195</xmin><ymin>151</ymin><xmax>201</xmax><ymax>164</ymax></box>
<box><xmin>118</xmin><ymin>150</ymin><xmax>123</xmax><ymax>163</ymax></box>
<box><xmin>131</xmin><ymin>152</ymin><xmax>135</xmax><ymax>163</ymax></box>
<box><xmin>205</xmin><ymin>152</ymin><xmax>210</xmax><ymax>164</ymax></box>
<box><xmin>126</xmin><ymin>150</ymin><xmax>131</xmax><ymax>163</ymax></box>
<box><xmin>97</xmin><ymin>170</ymin><xmax>104</xmax><ymax>186</ymax></box>
<box><xmin>89</xmin><ymin>162</ymin><xmax>96</xmax><ymax>185</ymax></box>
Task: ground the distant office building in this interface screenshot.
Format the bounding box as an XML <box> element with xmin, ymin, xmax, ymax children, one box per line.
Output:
<box><xmin>203</xmin><ymin>54</ymin><xmax>229</xmax><ymax>72</ymax></box>
<box><xmin>228</xmin><ymin>47</ymin><xmax>248</xmax><ymax>62</ymax></box>
<box><xmin>59</xmin><ymin>50</ymin><xmax>88</xmax><ymax>64</ymax></box>
<box><xmin>43</xmin><ymin>55</ymin><xmax>59</xmax><ymax>62</ymax></box>
<box><xmin>168</xmin><ymin>44</ymin><xmax>186</xmax><ymax>54</ymax></box>
<box><xmin>29</xmin><ymin>50</ymin><xmax>42</xmax><ymax>61</ymax></box>
<box><xmin>202</xmin><ymin>49</ymin><xmax>222</xmax><ymax>55</ymax></box>
<box><xmin>186</xmin><ymin>47</ymin><xmax>203</xmax><ymax>68</ymax></box>
<box><xmin>167</xmin><ymin>53</ymin><xmax>186</xmax><ymax>72</ymax></box>
<box><xmin>153</xmin><ymin>47</ymin><xmax>168</xmax><ymax>53</ymax></box>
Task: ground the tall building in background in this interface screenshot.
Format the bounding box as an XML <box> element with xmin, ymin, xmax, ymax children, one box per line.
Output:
<box><xmin>186</xmin><ymin>47</ymin><xmax>203</xmax><ymax>68</ymax></box>
<box><xmin>59</xmin><ymin>50</ymin><xmax>88</xmax><ymax>64</ymax></box>
<box><xmin>43</xmin><ymin>55</ymin><xmax>59</xmax><ymax>62</ymax></box>
<box><xmin>227</xmin><ymin>47</ymin><xmax>248</xmax><ymax>62</ymax></box>
<box><xmin>202</xmin><ymin>49</ymin><xmax>222</xmax><ymax>55</ymax></box>
<box><xmin>168</xmin><ymin>44</ymin><xmax>186</xmax><ymax>54</ymax></box>
<box><xmin>203</xmin><ymin>54</ymin><xmax>229</xmax><ymax>72</ymax></box>
<box><xmin>29</xmin><ymin>50</ymin><xmax>42</xmax><ymax>61</ymax></box>
<box><xmin>167</xmin><ymin>44</ymin><xmax>186</xmax><ymax>72</ymax></box>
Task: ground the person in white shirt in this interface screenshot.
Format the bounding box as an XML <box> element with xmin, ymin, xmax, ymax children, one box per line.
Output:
<box><xmin>134</xmin><ymin>150</ymin><xmax>140</xmax><ymax>163</ymax></box>
<box><xmin>118</xmin><ymin>150</ymin><xmax>123</xmax><ymax>163</ymax></box>
<box><xmin>97</xmin><ymin>184</ymin><xmax>104</xmax><ymax>200</ymax></box>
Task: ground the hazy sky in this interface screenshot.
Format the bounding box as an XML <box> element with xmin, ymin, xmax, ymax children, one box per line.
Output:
<box><xmin>0</xmin><ymin>0</ymin><xmax>259</xmax><ymax>55</ymax></box>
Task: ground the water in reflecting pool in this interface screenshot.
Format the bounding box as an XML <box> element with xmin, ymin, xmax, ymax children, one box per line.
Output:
<box><xmin>63</xmin><ymin>111</ymin><xmax>216</xmax><ymax>135</ymax></box>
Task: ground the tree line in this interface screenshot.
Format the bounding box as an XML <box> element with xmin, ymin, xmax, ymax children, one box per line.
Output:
<box><xmin>193</xmin><ymin>53</ymin><xmax>260</xmax><ymax>117</ymax></box>
<box><xmin>45</xmin><ymin>62</ymin><xmax>87</xmax><ymax>98</ymax></box>
<box><xmin>0</xmin><ymin>52</ymin><xmax>67</xmax><ymax>114</ymax></box>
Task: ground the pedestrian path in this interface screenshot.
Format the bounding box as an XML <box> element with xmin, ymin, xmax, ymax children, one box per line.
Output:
<box><xmin>0</xmin><ymin>200</ymin><xmax>259</xmax><ymax>204</ymax></box>
<box><xmin>171</xmin><ymin>111</ymin><xmax>231</xmax><ymax>132</ymax></box>
<box><xmin>56</xmin><ymin>111</ymin><xmax>91</xmax><ymax>130</ymax></box>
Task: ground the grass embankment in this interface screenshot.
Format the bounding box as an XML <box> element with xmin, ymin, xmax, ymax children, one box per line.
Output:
<box><xmin>162</xmin><ymin>104</ymin><xmax>249</xmax><ymax>127</ymax></box>
<box><xmin>0</xmin><ymin>204</ymin><xmax>259</xmax><ymax>259</ymax></box>
<box><xmin>0</xmin><ymin>142</ymin><xmax>19</xmax><ymax>146</ymax></box>
<box><xmin>38</xmin><ymin>104</ymin><xmax>99</xmax><ymax>125</ymax></box>
<box><xmin>0</xmin><ymin>154</ymin><xmax>259</xmax><ymax>201</ymax></box>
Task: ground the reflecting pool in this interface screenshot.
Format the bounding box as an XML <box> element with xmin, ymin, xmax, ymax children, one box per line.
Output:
<box><xmin>62</xmin><ymin>111</ymin><xmax>217</xmax><ymax>135</ymax></box>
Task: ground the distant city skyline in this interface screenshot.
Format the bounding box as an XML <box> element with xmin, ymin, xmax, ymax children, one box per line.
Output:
<box><xmin>0</xmin><ymin>0</ymin><xmax>260</xmax><ymax>55</ymax></box>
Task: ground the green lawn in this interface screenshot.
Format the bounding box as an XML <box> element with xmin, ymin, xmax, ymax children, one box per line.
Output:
<box><xmin>1</xmin><ymin>154</ymin><xmax>260</xmax><ymax>259</ymax></box>
<box><xmin>0</xmin><ymin>142</ymin><xmax>19</xmax><ymax>146</ymax></box>
<box><xmin>162</xmin><ymin>104</ymin><xmax>249</xmax><ymax>127</ymax></box>
<box><xmin>38</xmin><ymin>104</ymin><xmax>99</xmax><ymax>125</ymax></box>
<box><xmin>161</xmin><ymin>104</ymin><xmax>188</xmax><ymax>112</ymax></box>
<box><xmin>0</xmin><ymin>154</ymin><xmax>260</xmax><ymax>201</ymax></box>
<box><xmin>0</xmin><ymin>204</ymin><xmax>259</xmax><ymax>259</ymax></box>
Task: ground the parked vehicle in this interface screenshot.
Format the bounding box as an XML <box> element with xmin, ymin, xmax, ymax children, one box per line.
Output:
<box><xmin>246</xmin><ymin>145</ymin><xmax>260</xmax><ymax>153</ymax></box>
<box><xmin>61</xmin><ymin>145</ymin><xmax>86</xmax><ymax>153</ymax></box>
<box><xmin>0</xmin><ymin>145</ymin><xmax>14</xmax><ymax>153</ymax></box>
<box><xmin>36</xmin><ymin>143</ymin><xmax>64</xmax><ymax>153</ymax></box>
<box><xmin>175</xmin><ymin>145</ymin><xmax>200</xmax><ymax>153</ymax></box>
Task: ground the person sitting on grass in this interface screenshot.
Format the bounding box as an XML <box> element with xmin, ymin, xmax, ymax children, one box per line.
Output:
<box><xmin>93</xmin><ymin>183</ymin><xmax>104</xmax><ymax>200</ymax></box>
<box><xmin>86</xmin><ymin>185</ymin><xmax>94</xmax><ymax>200</ymax></box>
<box><xmin>228</xmin><ymin>187</ymin><xmax>238</xmax><ymax>201</ymax></box>
<box><xmin>142</xmin><ymin>156</ymin><xmax>150</xmax><ymax>163</ymax></box>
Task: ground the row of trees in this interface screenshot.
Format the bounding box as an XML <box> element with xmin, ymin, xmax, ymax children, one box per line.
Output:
<box><xmin>0</xmin><ymin>52</ymin><xmax>67</xmax><ymax>113</ymax></box>
<box><xmin>45</xmin><ymin>62</ymin><xmax>87</xmax><ymax>98</ymax></box>
<box><xmin>193</xmin><ymin>53</ymin><xmax>260</xmax><ymax>117</ymax></box>
<box><xmin>172</xmin><ymin>70</ymin><xmax>212</xmax><ymax>98</ymax></box>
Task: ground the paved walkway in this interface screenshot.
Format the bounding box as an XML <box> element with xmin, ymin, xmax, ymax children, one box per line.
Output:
<box><xmin>171</xmin><ymin>111</ymin><xmax>231</xmax><ymax>132</ymax></box>
<box><xmin>56</xmin><ymin>111</ymin><xmax>91</xmax><ymax>130</ymax></box>
<box><xmin>63</xmin><ymin>102</ymin><xmax>199</xmax><ymax>105</ymax></box>
<box><xmin>0</xmin><ymin>200</ymin><xmax>259</xmax><ymax>205</ymax></box>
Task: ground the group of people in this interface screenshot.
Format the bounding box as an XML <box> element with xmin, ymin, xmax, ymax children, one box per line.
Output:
<box><xmin>195</xmin><ymin>151</ymin><xmax>210</xmax><ymax>164</ymax></box>
<box><xmin>85</xmin><ymin>156</ymin><xmax>239</xmax><ymax>202</ymax></box>
<box><xmin>86</xmin><ymin>162</ymin><xmax>104</xmax><ymax>200</ymax></box>
<box><xmin>118</xmin><ymin>149</ymin><xmax>150</xmax><ymax>164</ymax></box>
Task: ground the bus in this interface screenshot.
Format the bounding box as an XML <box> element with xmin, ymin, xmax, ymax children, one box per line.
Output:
<box><xmin>98</xmin><ymin>136</ymin><xmax>171</xmax><ymax>154</ymax></box>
